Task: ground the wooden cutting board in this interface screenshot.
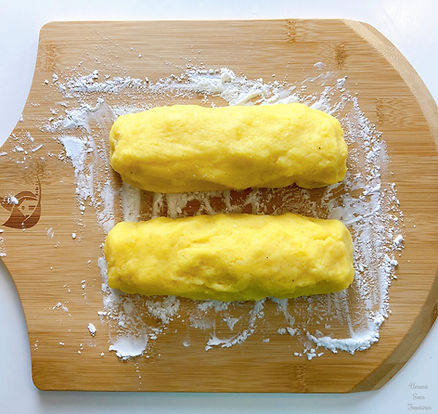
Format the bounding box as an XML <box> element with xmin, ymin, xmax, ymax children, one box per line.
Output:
<box><xmin>0</xmin><ymin>20</ymin><xmax>437</xmax><ymax>393</ymax></box>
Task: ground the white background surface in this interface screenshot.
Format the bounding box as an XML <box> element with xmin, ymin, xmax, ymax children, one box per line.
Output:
<box><xmin>0</xmin><ymin>1</ymin><xmax>437</xmax><ymax>413</ymax></box>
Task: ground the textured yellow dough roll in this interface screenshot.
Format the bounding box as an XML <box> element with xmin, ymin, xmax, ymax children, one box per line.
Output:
<box><xmin>109</xmin><ymin>103</ymin><xmax>347</xmax><ymax>193</ymax></box>
<box><xmin>105</xmin><ymin>213</ymin><xmax>354</xmax><ymax>301</ymax></box>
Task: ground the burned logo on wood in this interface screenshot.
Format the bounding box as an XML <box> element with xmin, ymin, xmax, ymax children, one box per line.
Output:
<box><xmin>1</xmin><ymin>178</ymin><xmax>41</xmax><ymax>229</ymax></box>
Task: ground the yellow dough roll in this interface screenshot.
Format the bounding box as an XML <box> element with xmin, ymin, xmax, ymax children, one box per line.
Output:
<box><xmin>105</xmin><ymin>213</ymin><xmax>354</xmax><ymax>301</ymax></box>
<box><xmin>109</xmin><ymin>103</ymin><xmax>347</xmax><ymax>193</ymax></box>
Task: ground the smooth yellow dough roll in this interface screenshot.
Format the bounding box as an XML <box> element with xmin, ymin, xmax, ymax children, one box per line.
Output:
<box><xmin>105</xmin><ymin>213</ymin><xmax>354</xmax><ymax>301</ymax></box>
<box><xmin>109</xmin><ymin>103</ymin><xmax>347</xmax><ymax>193</ymax></box>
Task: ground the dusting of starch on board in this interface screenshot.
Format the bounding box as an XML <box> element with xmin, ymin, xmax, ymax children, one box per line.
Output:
<box><xmin>12</xmin><ymin>62</ymin><xmax>405</xmax><ymax>361</ymax></box>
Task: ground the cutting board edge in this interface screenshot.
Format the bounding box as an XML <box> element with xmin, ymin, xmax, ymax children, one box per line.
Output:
<box><xmin>343</xmin><ymin>19</ymin><xmax>438</xmax><ymax>391</ymax></box>
<box><xmin>352</xmin><ymin>274</ymin><xmax>438</xmax><ymax>392</ymax></box>
<box><xmin>0</xmin><ymin>21</ymin><xmax>49</xmax><ymax>154</ymax></box>
<box><xmin>343</xmin><ymin>19</ymin><xmax>438</xmax><ymax>146</ymax></box>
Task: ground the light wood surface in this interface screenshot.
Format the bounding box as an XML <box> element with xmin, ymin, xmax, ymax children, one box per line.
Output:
<box><xmin>0</xmin><ymin>20</ymin><xmax>437</xmax><ymax>393</ymax></box>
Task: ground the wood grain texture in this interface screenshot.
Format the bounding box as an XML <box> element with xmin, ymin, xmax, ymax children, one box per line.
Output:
<box><xmin>0</xmin><ymin>19</ymin><xmax>437</xmax><ymax>393</ymax></box>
